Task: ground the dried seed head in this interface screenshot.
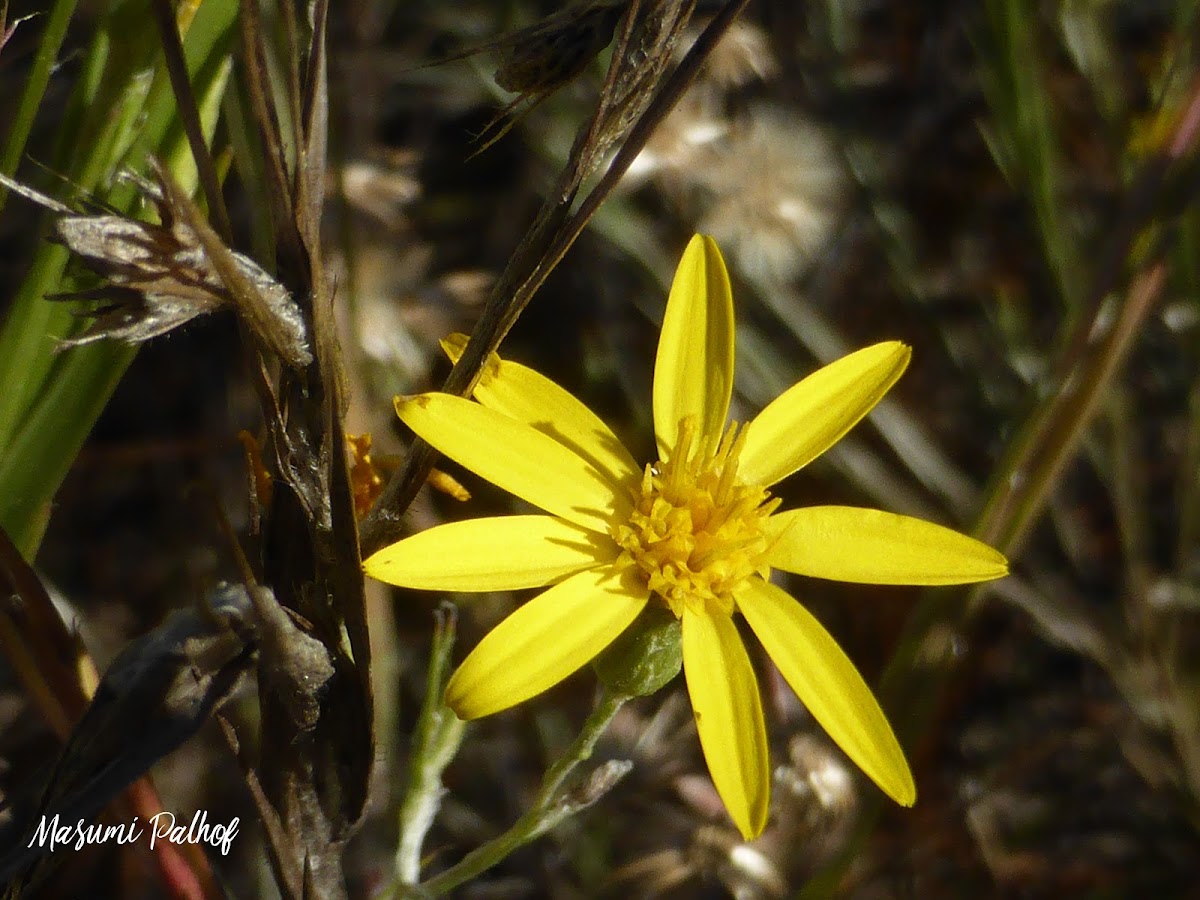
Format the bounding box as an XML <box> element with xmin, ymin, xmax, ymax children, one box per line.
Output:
<box><xmin>698</xmin><ymin>109</ymin><xmax>846</xmax><ymax>284</ymax></box>
<box><xmin>493</xmin><ymin>0</ymin><xmax>626</xmax><ymax>95</ymax></box>
<box><xmin>681</xmin><ymin>18</ymin><xmax>778</xmax><ymax>90</ymax></box>
<box><xmin>465</xmin><ymin>0</ymin><xmax>630</xmax><ymax>153</ymax></box>
<box><xmin>50</xmin><ymin>210</ymin><xmax>229</xmax><ymax>345</ymax></box>
<box><xmin>0</xmin><ymin>168</ymin><xmax>311</xmax><ymax>365</ymax></box>
<box><xmin>627</xmin><ymin>20</ymin><xmax>779</xmax><ymax>183</ymax></box>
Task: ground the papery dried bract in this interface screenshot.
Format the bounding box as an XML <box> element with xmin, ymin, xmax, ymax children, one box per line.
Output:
<box><xmin>51</xmin><ymin>211</ymin><xmax>226</xmax><ymax>345</ymax></box>
<box><xmin>0</xmin><ymin>170</ymin><xmax>311</xmax><ymax>366</ymax></box>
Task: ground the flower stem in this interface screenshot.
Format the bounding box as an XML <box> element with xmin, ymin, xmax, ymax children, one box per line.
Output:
<box><xmin>394</xmin><ymin>604</ymin><xmax>466</xmax><ymax>886</ymax></box>
<box><xmin>412</xmin><ymin>689</ymin><xmax>628</xmax><ymax>897</ymax></box>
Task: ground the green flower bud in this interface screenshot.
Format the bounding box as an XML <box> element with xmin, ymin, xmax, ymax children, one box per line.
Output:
<box><xmin>592</xmin><ymin>604</ymin><xmax>682</xmax><ymax>697</ymax></box>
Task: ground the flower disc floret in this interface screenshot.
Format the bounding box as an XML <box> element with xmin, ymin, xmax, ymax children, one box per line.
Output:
<box><xmin>612</xmin><ymin>418</ymin><xmax>780</xmax><ymax>619</ymax></box>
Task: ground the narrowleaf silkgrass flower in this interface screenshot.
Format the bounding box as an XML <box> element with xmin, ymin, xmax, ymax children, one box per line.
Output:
<box><xmin>365</xmin><ymin>235</ymin><xmax>1008</xmax><ymax>839</ymax></box>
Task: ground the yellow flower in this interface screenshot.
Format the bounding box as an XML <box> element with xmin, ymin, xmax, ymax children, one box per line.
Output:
<box><xmin>365</xmin><ymin>235</ymin><xmax>1008</xmax><ymax>839</ymax></box>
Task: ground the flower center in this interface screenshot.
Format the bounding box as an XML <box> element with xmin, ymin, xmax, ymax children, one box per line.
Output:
<box><xmin>610</xmin><ymin>418</ymin><xmax>780</xmax><ymax>618</ymax></box>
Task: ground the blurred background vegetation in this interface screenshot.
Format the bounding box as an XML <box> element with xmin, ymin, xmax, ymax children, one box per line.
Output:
<box><xmin>1</xmin><ymin>0</ymin><xmax>1199</xmax><ymax>896</ymax></box>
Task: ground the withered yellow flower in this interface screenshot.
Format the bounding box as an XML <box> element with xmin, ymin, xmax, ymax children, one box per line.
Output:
<box><xmin>365</xmin><ymin>235</ymin><xmax>1007</xmax><ymax>839</ymax></box>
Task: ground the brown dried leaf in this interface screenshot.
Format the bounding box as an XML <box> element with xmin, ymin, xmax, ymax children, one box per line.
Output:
<box><xmin>0</xmin><ymin>525</ymin><xmax>92</xmax><ymax>741</ymax></box>
<box><xmin>234</xmin><ymin>6</ymin><xmax>372</xmax><ymax>895</ymax></box>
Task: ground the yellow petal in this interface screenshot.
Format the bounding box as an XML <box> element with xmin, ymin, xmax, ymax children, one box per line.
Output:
<box><xmin>441</xmin><ymin>334</ymin><xmax>641</xmax><ymax>487</ymax></box>
<box><xmin>363</xmin><ymin>515</ymin><xmax>613</xmax><ymax>591</ymax></box>
<box><xmin>396</xmin><ymin>393</ymin><xmax>629</xmax><ymax>533</ymax></box>
<box><xmin>681</xmin><ymin>608</ymin><xmax>770</xmax><ymax>840</ymax></box>
<box><xmin>445</xmin><ymin>567</ymin><xmax>649</xmax><ymax>719</ymax></box>
<box><xmin>765</xmin><ymin>506</ymin><xmax>1008</xmax><ymax>585</ymax></box>
<box><xmin>739</xmin><ymin>342</ymin><xmax>911</xmax><ymax>487</ymax></box>
<box><xmin>736</xmin><ymin>578</ymin><xmax>915</xmax><ymax>806</ymax></box>
<box><xmin>653</xmin><ymin>235</ymin><xmax>735</xmax><ymax>461</ymax></box>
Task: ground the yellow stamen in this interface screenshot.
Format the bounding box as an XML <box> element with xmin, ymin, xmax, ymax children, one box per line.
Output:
<box><xmin>612</xmin><ymin>418</ymin><xmax>780</xmax><ymax>618</ymax></box>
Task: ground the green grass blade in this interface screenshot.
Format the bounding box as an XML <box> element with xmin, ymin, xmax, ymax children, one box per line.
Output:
<box><xmin>0</xmin><ymin>0</ymin><xmax>238</xmax><ymax>556</ymax></box>
<box><xmin>0</xmin><ymin>0</ymin><xmax>79</xmax><ymax>201</ymax></box>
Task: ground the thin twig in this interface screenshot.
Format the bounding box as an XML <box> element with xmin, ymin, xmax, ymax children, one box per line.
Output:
<box><xmin>361</xmin><ymin>0</ymin><xmax>752</xmax><ymax>556</ymax></box>
<box><xmin>149</xmin><ymin>0</ymin><xmax>233</xmax><ymax>243</ymax></box>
